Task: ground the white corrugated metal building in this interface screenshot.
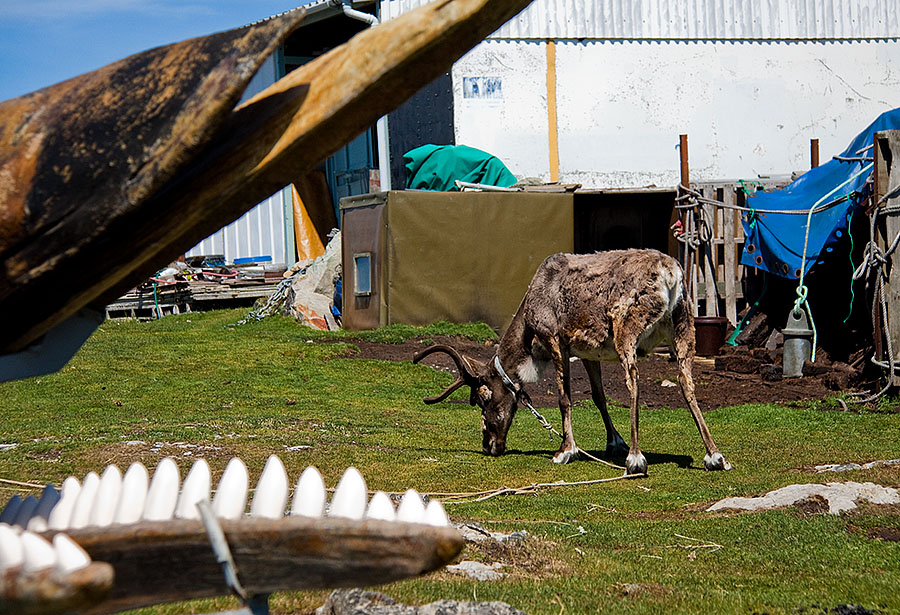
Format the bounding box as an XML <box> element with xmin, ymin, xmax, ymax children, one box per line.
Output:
<box><xmin>188</xmin><ymin>0</ymin><xmax>900</xmax><ymax>264</ymax></box>
<box><xmin>383</xmin><ymin>0</ymin><xmax>900</xmax><ymax>187</ymax></box>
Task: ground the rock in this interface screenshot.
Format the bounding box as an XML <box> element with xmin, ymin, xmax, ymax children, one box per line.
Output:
<box><xmin>454</xmin><ymin>522</ymin><xmax>527</xmax><ymax>544</ymax></box>
<box><xmin>446</xmin><ymin>561</ymin><xmax>505</xmax><ymax>581</ymax></box>
<box><xmin>801</xmin><ymin>362</ymin><xmax>831</xmax><ymax>377</ymax></box>
<box><xmin>316</xmin><ymin>589</ymin><xmax>529</xmax><ymax>615</ymax></box>
<box><xmin>759</xmin><ymin>364</ymin><xmax>783</xmax><ymax>382</ymax></box>
<box><xmin>707</xmin><ymin>481</ymin><xmax>900</xmax><ymax>515</ymax></box>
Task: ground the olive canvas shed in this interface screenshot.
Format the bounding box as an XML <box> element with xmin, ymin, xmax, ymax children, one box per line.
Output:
<box><xmin>340</xmin><ymin>190</ymin><xmax>574</xmax><ymax>333</ymax></box>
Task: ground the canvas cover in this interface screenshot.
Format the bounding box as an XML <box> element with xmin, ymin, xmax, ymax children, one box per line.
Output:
<box><xmin>340</xmin><ymin>191</ymin><xmax>573</xmax><ymax>333</ymax></box>
<box><xmin>741</xmin><ymin>107</ymin><xmax>900</xmax><ymax>278</ymax></box>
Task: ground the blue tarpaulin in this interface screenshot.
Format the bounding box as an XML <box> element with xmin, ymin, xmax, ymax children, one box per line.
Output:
<box><xmin>741</xmin><ymin>107</ymin><xmax>900</xmax><ymax>279</ymax></box>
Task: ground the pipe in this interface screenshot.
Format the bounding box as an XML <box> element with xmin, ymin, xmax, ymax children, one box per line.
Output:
<box><xmin>333</xmin><ymin>0</ymin><xmax>392</xmax><ymax>191</ymax></box>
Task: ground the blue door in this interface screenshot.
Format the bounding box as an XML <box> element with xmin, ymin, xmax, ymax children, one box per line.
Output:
<box><xmin>326</xmin><ymin>129</ymin><xmax>376</xmax><ymax>224</ymax></box>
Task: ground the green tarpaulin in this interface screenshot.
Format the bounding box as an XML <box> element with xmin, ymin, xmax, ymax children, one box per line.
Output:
<box><xmin>404</xmin><ymin>144</ymin><xmax>517</xmax><ymax>190</ymax></box>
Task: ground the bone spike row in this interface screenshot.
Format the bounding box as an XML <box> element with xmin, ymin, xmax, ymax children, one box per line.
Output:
<box><xmin>143</xmin><ymin>458</ymin><xmax>180</xmax><ymax>521</ymax></box>
<box><xmin>365</xmin><ymin>491</ymin><xmax>396</xmax><ymax>522</ymax></box>
<box><xmin>21</xmin><ymin>531</ymin><xmax>57</xmax><ymax>572</ymax></box>
<box><xmin>396</xmin><ymin>489</ymin><xmax>426</xmax><ymax>524</ymax></box>
<box><xmin>291</xmin><ymin>466</ymin><xmax>326</xmax><ymax>518</ymax></box>
<box><xmin>53</xmin><ymin>533</ymin><xmax>92</xmax><ymax>574</ymax></box>
<box><xmin>48</xmin><ymin>477</ymin><xmax>81</xmax><ymax>530</ymax></box>
<box><xmin>0</xmin><ymin>523</ymin><xmax>24</xmax><ymax>571</ymax></box>
<box><xmin>0</xmin><ymin>495</ymin><xmax>22</xmax><ymax>525</ymax></box>
<box><xmin>250</xmin><ymin>455</ymin><xmax>289</xmax><ymax>519</ymax></box>
<box><xmin>175</xmin><ymin>459</ymin><xmax>211</xmax><ymax>520</ymax></box>
<box><xmin>212</xmin><ymin>457</ymin><xmax>249</xmax><ymax>520</ymax></box>
<box><xmin>89</xmin><ymin>464</ymin><xmax>123</xmax><ymax>527</ymax></box>
<box><xmin>12</xmin><ymin>494</ymin><xmax>39</xmax><ymax>528</ymax></box>
<box><xmin>423</xmin><ymin>499</ymin><xmax>450</xmax><ymax>527</ymax></box>
<box><xmin>329</xmin><ymin>467</ymin><xmax>367</xmax><ymax>520</ymax></box>
<box><xmin>69</xmin><ymin>472</ymin><xmax>101</xmax><ymax>529</ymax></box>
<box><xmin>114</xmin><ymin>462</ymin><xmax>149</xmax><ymax>525</ymax></box>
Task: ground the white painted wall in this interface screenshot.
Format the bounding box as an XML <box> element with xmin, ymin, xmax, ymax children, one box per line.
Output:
<box><xmin>453</xmin><ymin>41</ymin><xmax>550</xmax><ymax>181</ymax></box>
<box><xmin>453</xmin><ymin>39</ymin><xmax>900</xmax><ymax>188</ymax></box>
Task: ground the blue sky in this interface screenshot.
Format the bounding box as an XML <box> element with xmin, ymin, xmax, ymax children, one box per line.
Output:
<box><xmin>0</xmin><ymin>1</ymin><xmax>306</xmax><ymax>102</ymax></box>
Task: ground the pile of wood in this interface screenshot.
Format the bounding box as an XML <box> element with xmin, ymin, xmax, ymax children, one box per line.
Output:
<box><xmin>105</xmin><ymin>269</ymin><xmax>282</xmax><ymax>320</ymax></box>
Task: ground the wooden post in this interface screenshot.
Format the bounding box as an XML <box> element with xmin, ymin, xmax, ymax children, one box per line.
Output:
<box><xmin>679</xmin><ymin>134</ymin><xmax>693</xmax><ymax>300</ymax></box>
<box><xmin>702</xmin><ymin>187</ymin><xmax>717</xmax><ymax>316</ymax></box>
<box><xmin>810</xmin><ymin>138</ymin><xmax>820</xmax><ymax>169</ymax></box>
<box><xmin>874</xmin><ymin>131</ymin><xmax>900</xmax><ymax>385</ymax></box>
<box><xmin>723</xmin><ymin>187</ymin><xmax>737</xmax><ymax>324</ymax></box>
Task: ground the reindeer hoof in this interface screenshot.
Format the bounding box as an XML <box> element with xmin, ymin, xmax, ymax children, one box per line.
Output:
<box><xmin>704</xmin><ymin>452</ymin><xmax>732</xmax><ymax>471</ymax></box>
<box><xmin>625</xmin><ymin>452</ymin><xmax>648</xmax><ymax>475</ymax></box>
<box><xmin>604</xmin><ymin>435</ymin><xmax>629</xmax><ymax>458</ymax></box>
<box><xmin>552</xmin><ymin>449</ymin><xmax>577</xmax><ymax>464</ymax></box>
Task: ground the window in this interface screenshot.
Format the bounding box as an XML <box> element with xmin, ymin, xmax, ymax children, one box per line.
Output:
<box><xmin>354</xmin><ymin>253</ymin><xmax>372</xmax><ymax>296</ymax></box>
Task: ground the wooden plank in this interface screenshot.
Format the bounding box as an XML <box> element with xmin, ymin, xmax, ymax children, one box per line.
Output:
<box><xmin>702</xmin><ymin>188</ymin><xmax>717</xmax><ymax>316</ymax></box>
<box><xmin>723</xmin><ymin>187</ymin><xmax>737</xmax><ymax>324</ymax></box>
<box><xmin>0</xmin><ymin>0</ymin><xmax>536</xmax><ymax>353</ymax></box>
<box><xmin>876</xmin><ymin>131</ymin><xmax>900</xmax><ymax>384</ymax></box>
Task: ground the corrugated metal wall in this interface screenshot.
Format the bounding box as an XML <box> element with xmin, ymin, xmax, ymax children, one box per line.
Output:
<box><xmin>186</xmin><ymin>187</ymin><xmax>293</xmax><ymax>265</ymax></box>
<box><xmin>380</xmin><ymin>0</ymin><xmax>900</xmax><ymax>39</ymax></box>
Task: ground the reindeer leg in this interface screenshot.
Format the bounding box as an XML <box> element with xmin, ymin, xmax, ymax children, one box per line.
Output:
<box><xmin>583</xmin><ymin>360</ymin><xmax>627</xmax><ymax>457</ymax></box>
<box><xmin>547</xmin><ymin>339</ymin><xmax>578</xmax><ymax>464</ymax></box>
<box><xmin>611</xmin><ymin>324</ymin><xmax>647</xmax><ymax>475</ymax></box>
<box><xmin>673</xmin><ymin>303</ymin><xmax>732</xmax><ymax>471</ymax></box>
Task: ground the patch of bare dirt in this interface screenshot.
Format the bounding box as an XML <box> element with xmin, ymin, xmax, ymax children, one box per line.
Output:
<box><xmin>335</xmin><ymin>336</ymin><xmax>845</xmax><ymax>410</ymax></box>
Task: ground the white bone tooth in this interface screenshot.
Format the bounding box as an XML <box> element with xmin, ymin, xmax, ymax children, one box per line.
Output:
<box><xmin>114</xmin><ymin>462</ymin><xmax>149</xmax><ymax>524</ymax></box>
<box><xmin>329</xmin><ymin>467</ymin><xmax>367</xmax><ymax>520</ymax></box>
<box><xmin>143</xmin><ymin>458</ymin><xmax>180</xmax><ymax>521</ymax></box>
<box><xmin>0</xmin><ymin>495</ymin><xmax>23</xmax><ymax>525</ymax></box>
<box><xmin>21</xmin><ymin>531</ymin><xmax>57</xmax><ymax>572</ymax></box>
<box><xmin>396</xmin><ymin>489</ymin><xmax>426</xmax><ymax>524</ymax></box>
<box><xmin>33</xmin><ymin>484</ymin><xmax>60</xmax><ymax>524</ymax></box>
<box><xmin>250</xmin><ymin>455</ymin><xmax>289</xmax><ymax>519</ymax></box>
<box><xmin>365</xmin><ymin>491</ymin><xmax>396</xmax><ymax>522</ymax></box>
<box><xmin>175</xmin><ymin>459</ymin><xmax>211</xmax><ymax>519</ymax></box>
<box><xmin>48</xmin><ymin>478</ymin><xmax>81</xmax><ymax>530</ymax></box>
<box><xmin>53</xmin><ymin>533</ymin><xmax>92</xmax><ymax>574</ymax></box>
<box><xmin>69</xmin><ymin>472</ymin><xmax>100</xmax><ymax>529</ymax></box>
<box><xmin>291</xmin><ymin>466</ymin><xmax>326</xmax><ymax>518</ymax></box>
<box><xmin>26</xmin><ymin>516</ymin><xmax>48</xmax><ymax>532</ymax></box>
<box><xmin>212</xmin><ymin>458</ymin><xmax>249</xmax><ymax>520</ymax></box>
<box><xmin>89</xmin><ymin>465</ymin><xmax>122</xmax><ymax>527</ymax></box>
<box><xmin>13</xmin><ymin>495</ymin><xmax>39</xmax><ymax>528</ymax></box>
<box><xmin>423</xmin><ymin>499</ymin><xmax>450</xmax><ymax>527</ymax></box>
<box><xmin>0</xmin><ymin>523</ymin><xmax>24</xmax><ymax>571</ymax></box>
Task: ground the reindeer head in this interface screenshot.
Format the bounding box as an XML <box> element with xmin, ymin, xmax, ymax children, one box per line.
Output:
<box><xmin>413</xmin><ymin>345</ymin><xmax>518</xmax><ymax>456</ymax></box>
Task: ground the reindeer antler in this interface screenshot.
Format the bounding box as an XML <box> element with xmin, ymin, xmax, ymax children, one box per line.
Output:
<box><xmin>413</xmin><ymin>345</ymin><xmax>479</xmax><ymax>405</ymax></box>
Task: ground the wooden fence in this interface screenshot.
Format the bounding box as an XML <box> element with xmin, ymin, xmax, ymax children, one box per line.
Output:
<box><xmin>680</xmin><ymin>180</ymin><xmax>787</xmax><ymax>325</ymax></box>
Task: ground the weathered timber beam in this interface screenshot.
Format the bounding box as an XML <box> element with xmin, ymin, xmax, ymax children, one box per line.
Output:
<box><xmin>44</xmin><ymin>518</ymin><xmax>464</xmax><ymax>615</ymax></box>
<box><xmin>0</xmin><ymin>0</ymin><xmax>533</xmax><ymax>354</ymax></box>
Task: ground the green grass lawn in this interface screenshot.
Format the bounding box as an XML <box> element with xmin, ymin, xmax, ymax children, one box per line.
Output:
<box><xmin>1</xmin><ymin>310</ymin><xmax>898</xmax><ymax>615</ymax></box>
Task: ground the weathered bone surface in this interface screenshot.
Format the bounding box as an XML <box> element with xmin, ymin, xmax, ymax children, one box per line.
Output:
<box><xmin>0</xmin><ymin>525</ymin><xmax>109</xmax><ymax>615</ymax></box>
<box><xmin>0</xmin><ymin>0</ymin><xmax>535</xmax><ymax>355</ymax></box>
<box><xmin>0</xmin><ymin>458</ymin><xmax>460</xmax><ymax>614</ymax></box>
<box><xmin>416</xmin><ymin>249</ymin><xmax>731</xmax><ymax>474</ymax></box>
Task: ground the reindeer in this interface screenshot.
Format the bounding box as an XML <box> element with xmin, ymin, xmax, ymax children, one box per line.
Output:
<box><xmin>413</xmin><ymin>249</ymin><xmax>731</xmax><ymax>475</ymax></box>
